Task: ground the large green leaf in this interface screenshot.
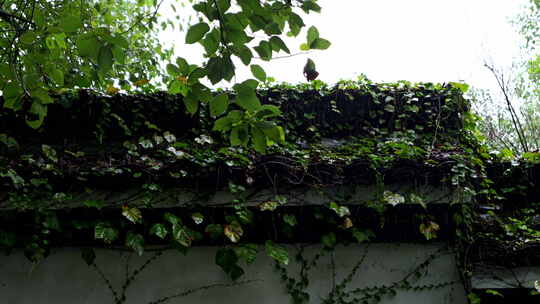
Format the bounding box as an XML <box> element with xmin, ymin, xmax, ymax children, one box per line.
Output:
<box><xmin>149</xmin><ymin>223</ymin><xmax>168</xmax><ymax>239</ymax></box>
<box><xmin>307</xmin><ymin>26</ymin><xmax>319</xmax><ymax>46</ymax></box>
<box><xmin>20</xmin><ymin>32</ymin><xmax>37</xmax><ymax>45</ymax></box>
<box><xmin>97</xmin><ymin>45</ymin><xmax>114</xmax><ymax>73</ymax></box>
<box><xmin>94</xmin><ymin>223</ymin><xmax>119</xmax><ymax>244</ymax></box>
<box><xmin>76</xmin><ymin>34</ymin><xmax>100</xmax><ymax>58</ymax></box>
<box><xmin>216</xmin><ymin>248</ymin><xmax>244</xmax><ymax>280</ymax></box>
<box><xmin>26</xmin><ymin>102</ymin><xmax>48</xmax><ymax>129</ymax></box>
<box><xmin>253</xmin><ymin>41</ymin><xmax>272</xmax><ymax>61</ymax></box>
<box><xmin>210</xmin><ymin>93</ymin><xmax>229</xmax><ymax>116</ymax></box>
<box><xmin>47</xmin><ymin>68</ymin><xmax>64</xmax><ymax>86</ymax></box>
<box><xmin>251</xmin><ymin>126</ymin><xmax>266</xmax><ymax>153</ymax></box>
<box><xmin>234</xmin><ymin>82</ymin><xmax>261</xmax><ymax>111</ymax></box>
<box><xmin>202</xmin><ymin>28</ymin><xmax>220</xmax><ymax>55</ymax></box>
<box><xmin>269</xmin><ymin>36</ymin><xmax>290</xmax><ymax>53</ymax></box>
<box><xmin>185</xmin><ymin>22</ymin><xmax>210</xmax><ymax>44</ymax></box>
<box><xmin>232</xmin><ymin>45</ymin><xmax>253</xmax><ymax>65</ymax></box>
<box><xmin>206</xmin><ymin>55</ymin><xmax>235</xmax><ymax>84</ymax></box>
<box><xmin>230</xmin><ymin>125</ymin><xmax>249</xmax><ymax>146</ymax></box>
<box><xmin>125</xmin><ymin>232</ymin><xmax>145</xmax><ymax>256</ymax></box>
<box><xmin>265</xmin><ymin>240</ymin><xmax>289</xmax><ymax>265</ymax></box>
<box><xmin>60</xmin><ymin>15</ymin><xmax>81</xmax><ymax>32</ymax></box>
<box><xmin>310</xmin><ymin>38</ymin><xmax>331</xmax><ymax>50</ymax></box>
<box><xmin>166</xmin><ymin>63</ymin><xmax>181</xmax><ymax>76</ymax></box>
<box><xmin>250</xmin><ymin>64</ymin><xmax>266</xmax><ymax>82</ymax></box>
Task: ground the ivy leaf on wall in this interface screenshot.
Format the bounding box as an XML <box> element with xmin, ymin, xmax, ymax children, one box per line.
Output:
<box><xmin>224</xmin><ymin>221</ymin><xmax>243</xmax><ymax>243</ymax></box>
<box><xmin>94</xmin><ymin>223</ymin><xmax>119</xmax><ymax>244</ymax></box>
<box><xmin>125</xmin><ymin>232</ymin><xmax>145</xmax><ymax>256</ymax></box>
<box><xmin>122</xmin><ymin>205</ymin><xmax>142</xmax><ymax>224</ymax></box>
<box><xmin>265</xmin><ymin>240</ymin><xmax>289</xmax><ymax>265</ymax></box>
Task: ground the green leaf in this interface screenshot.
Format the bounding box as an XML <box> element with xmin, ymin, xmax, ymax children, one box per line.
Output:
<box><xmin>251</xmin><ymin>127</ymin><xmax>266</xmax><ymax>153</ymax></box>
<box><xmin>205</xmin><ymin>224</ymin><xmax>223</xmax><ymax>239</ymax></box>
<box><xmin>213</xmin><ymin>117</ymin><xmax>233</xmax><ymax>131</ymax></box>
<box><xmin>310</xmin><ymin>38</ymin><xmax>331</xmax><ymax>50</ymax></box>
<box><xmin>172</xmin><ymin>224</ymin><xmax>192</xmax><ymax>247</ymax></box>
<box><xmin>449</xmin><ymin>82</ymin><xmax>470</xmax><ymax>93</ymax></box>
<box><xmin>283</xmin><ymin>214</ymin><xmax>297</xmax><ymax>226</ymax></box>
<box><xmin>97</xmin><ymin>45</ymin><xmax>114</xmax><ymax>73</ymax></box>
<box><xmin>302</xmin><ymin>1</ymin><xmax>322</xmax><ymax>13</ymax></box>
<box><xmin>321</xmin><ymin>232</ymin><xmax>337</xmax><ymax>248</ymax></box>
<box><xmin>234</xmin><ymin>82</ymin><xmax>261</xmax><ymax>111</ymax></box>
<box><xmin>185</xmin><ymin>22</ymin><xmax>210</xmax><ymax>44</ymax></box>
<box><xmin>210</xmin><ymin>93</ymin><xmax>229</xmax><ymax>117</ymax></box>
<box><xmin>60</xmin><ymin>15</ymin><xmax>81</xmax><ymax>32</ymax></box>
<box><xmin>253</xmin><ymin>41</ymin><xmax>272</xmax><ymax>61</ymax></box>
<box><xmin>184</xmin><ymin>94</ymin><xmax>199</xmax><ymax>115</ymax></box>
<box><xmin>20</xmin><ymin>32</ymin><xmax>37</xmax><ymax>45</ymax></box>
<box><xmin>269</xmin><ymin>36</ymin><xmax>290</xmax><ymax>54</ymax></box>
<box><xmin>255</xmin><ymin>105</ymin><xmax>281</xmax><ymax>119</ymax></box>
<box><xmin>307</xmin><ymin>26</ymin><xmax>319</xmax><ymax>46</ymax></box>
<box><xmin>110</xmin><ymin>34</ymin><xmax>129</xmax><ymax>48</ymax></box>
<box><xmin>150</xmin><ymin>223</ymin><xmax>168</xmax><ymax>239</ymax></box>
<box><xmin>126</xmin><ymin>232</ymin><xmax>145</xmax><ymax>256</ymax></box>
<box><xmin>94</xmin><ymin>223</ymin><xmax>119</xmax><ymax>244</ymax></box>
<box><xmin>226</xmin><ymin>29</ymin><xmax>251</xmax><ymax>45</ymax></box>
<box><xmin>206</xmin><ymin>55</ymin><xmax>235</xmax><ymax>84</ymax></box>
<box><xmin>288</xmin><ymin>13</ymin><xmax>305</xmax><ymax>37</ymax></box>
<box><xmin>352</xmin><ymin>228</ymin><xmax>375</xmax><ymax>243</ymax></box>
<box><xmin>259</xmin><ymin>124</ymin><xmax>285</xmax><ymax>143</ymax></box>
<box><xmin>232</xmin><ymin>45</ymin><xmax>253</xmax><ymax>65</ymax></box>
<box><xmin>250</xmin><ymin>64</ymin><xmax>266</xmax><ymax>82</ymax></box>
<box><xmin>31</xmin><ymin>88</ymin><xmax>54</xmax><ymax>104</ymax></box>
<box><xmin>485</xmin><ymin>289</ymin><xmax>504</xmax><ymax>297</ymax></box>
<box><xmin>166</xmin><ymin>63</ymin><xmax>180</xmax><ymax>76</ymax></box>
<box><xmin>176</xmin><ymin>57</ymin><xmax>189</xmax><ymax>75</ymax></box>
<box><xmin>265</xmin><ymin>240</ymin><xmax>289</xmax><ymax>265</ymax></box>
<box><xmin>202</xmin><ymin>28</ymin><xmax>220</xmax><ymax>55</ymax></box>
<box><xmin>263</xmin><ymin>22</ymin><xmax>282</xmax><ymax>35</ymax></box>
<box><xmin>216</xmin><ymin>248</ymin><xmax>244</xmax><ymax>280</ymax></box>
<box><xmin>164</xmin><ymin>212</ymin><xmax>181</xmax><ymax>225</ymax></box>
<box><xmin>48</xmin><ymin>69</ymin><xmax>64</xmax><ymax>86</ymax></box>
<box><xmin>2</xmin><ymin>83</ymin><xmax>23</xmax><ymax>110</ymax></box>
<box><xmin>26</xmin><ymin>101</ymin><xmax>48</xmax><ymax>129</ymax></box>
<box><xmin>122</xmin><ymin>206</ymin><xmax>142</xmax><ymax>224</ymax></box>
<box><xmin>217</xmin><ymin>0</ymin><xmax>231</xmax><ymax>13</ymax></box>
<box><xmin>234</xmin><ymin>244</ymin><xmax>258</xmax><ymax>264</ymax></box>
<box><xmin>43</xmin><ymin>212</ymin><xmax>61</xmax><ymax>231</ymax></box>
<box><xmin>230</xmin><ymin>125</ymin><xmax>249</xmax><ymax>146</ymax></box>
<box><xmin>76</xmin><ymin>35</ymin><xmax>100</xmax><ymax>58</ymax></box>
<box><xmin>0</xmin><ymin>230</ymin><xmax>16</xmax><ymax>248</ymax></box>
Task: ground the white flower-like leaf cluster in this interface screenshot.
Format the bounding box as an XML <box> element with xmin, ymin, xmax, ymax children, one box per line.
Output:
<box><xmin>383</xmin><ymin>191</ymin><xmax>405</xmax><ymax>206</ymax></box>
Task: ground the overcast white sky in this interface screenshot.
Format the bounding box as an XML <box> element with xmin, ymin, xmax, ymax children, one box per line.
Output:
<box><xmin>160</xmin><ymin>0</ymin><xmax>528</xmax><ymax>90</ymax></box>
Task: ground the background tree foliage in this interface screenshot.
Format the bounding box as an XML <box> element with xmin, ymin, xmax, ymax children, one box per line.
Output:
<box><xmin>0</xmin><ymin>0</ymin><xmax>329</xmax><ymax>151</ymax></box>
<box><xmin>472</xmin><ymin>0</ymin><xmax>540</xmax><ymax>155</ymax></box>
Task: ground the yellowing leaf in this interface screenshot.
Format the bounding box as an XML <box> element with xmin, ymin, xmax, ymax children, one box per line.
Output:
<box><xmin>259</xmin><ymin>201</ymin><xmax>279</xmax><ymax>211</ymax></box>
<box><xmin>122</xmin><ymin>205</ymin><xmax>142</xmax><ymax>224</ymax></box>
<box><xmin>224</xmin><ymin>221</ymin><xmax>243</xmax><ymax>243</ymax></box>
<box><xmin>106</xmin><ymin>86</ymin><xmax>120</xmax><ymax>95</ymax></box>
<box><xmin>419</xmin><ymin>221</ymin><xmax>440</xmax><ymax>240</ymax></box>
<box><xmin>342</xmin><ymin>217</ymin><xmax>353</xmax><ymax>229</ymax></box>
<box><xmin>133</xmin><ymin>79</ymin><xmax>150</xmax><ymax>87</ymax></box>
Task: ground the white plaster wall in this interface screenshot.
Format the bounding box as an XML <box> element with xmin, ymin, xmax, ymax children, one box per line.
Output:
<box><xmin>472</xmin><ymin>265</ymin><xmax>540</xmax><ymax>289</ymax></box>
<box><xmin>0</xmin><ymin>243</ymin><xmax>466</xmax><ymax>304</ymax></box>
